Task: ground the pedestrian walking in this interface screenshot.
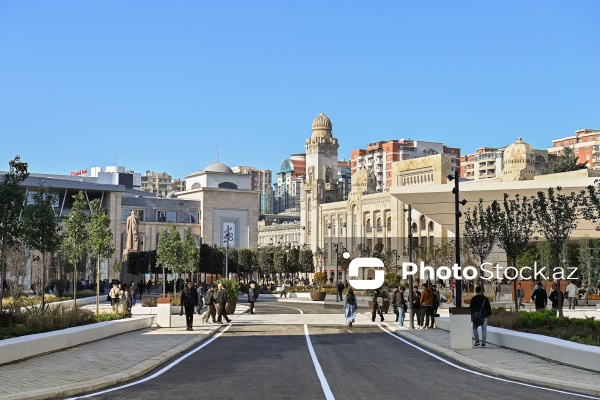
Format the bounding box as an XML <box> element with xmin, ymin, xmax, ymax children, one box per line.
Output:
<box><xmin>470</xmin><ymin>286</ymin><xmax>491</xmax><ymax>348</ymax></box>
<box><xmin>202</xmin><ymin>285</ymin><xmax>217</xmax><ymax>324</ymax></box>
<box><xmin>549</xmin><ymin>283</ymin><xmax>564</xmax><ymax>312</ymax></box>
<box><xmin>420</xmin><ymin>284</ymin><xmax>434</xmax><ymax>329</ymax></box>
<box><xmin>531</xmin><ymin>281</ymin><xmax>547</xmax><ymax>311</ymax></box>
<box><xmin>130</xmin><ymin>283</ymin><xmax>138</xmax><ymax>306</ymax></box>
<box><xmin>248</xmin><ymin>283</ymin><xmax>258</xmax><ymax>314</ymax></box>
<box><xmin>109</xmin><ymin>282</ymin><xmax>120</xmax><ymax>313</ymax></box>
<box><xmin>216</xmin><ymin>283</ymin><xmax>231</xmax><ymax>324</ymax></box>
<box><xmin>280</xmin><ymin>282</ymin><xmax>287</xmax><ymax>298</ymax></box>
<box><xmin>565</xmin><ymin>280</ymin><xmax>577</xmax><ymax>310</ymax></box>
<box><xmin>430</xmin><ymin>286</ymin><xmax>440</xmax><ymax>328</ymax></box>
<box><xmin>391</xmin><ymin>285</ymin><xmax>402</xmax><ymax>323</ymax></box>
<box><xmin>122</xmin><ymin>289</ymin><xmax>132</xmax><ymax>315</ymax></box>
<box><xmin>337</xmin><ymin>281</ymin><xmax>344</xmax><ymax>302</ymax></box>
<box><xmin>146</xmin><ymin>279</ymin><xmax>152</xmax><ymax>295</ymax></box>
<box><xmin>344</xmin><ymin>288</ymin><xmax>358</xmax><ymax>328</ymax></box>
<box><xmin>516</xmin><ymin>283</ymin><xmax>525</xmax><ymax>309</ymax></box>
<box><xmin>371</xmin><ymin>288</ymin><xmax>384</xmax><ymax>322</ymax></box>
<box><xmin>180</xmin><ymin>281</ymin><xmax>199</xmax><ymax>330</ymax></box>
<box><xmin>398</xmin><ymin>287</ymin><xmax>407</xmax><ymax>328</ymax></box>
<box><xmin>411</xmin><ymin>285</ymin><xmax>422</xmax><ymax>328</ymax></box>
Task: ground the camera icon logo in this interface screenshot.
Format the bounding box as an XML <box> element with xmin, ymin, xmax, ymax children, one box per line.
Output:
<box><xmin>347</xmin><ymin>255</ymin><xmax>385</xmax><ymax>290</ymax></box>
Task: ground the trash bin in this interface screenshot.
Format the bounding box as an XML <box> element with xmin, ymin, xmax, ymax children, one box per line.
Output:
<box><xmin>157</xmin><ymin>294</ymin><xmax>172</xmax><ymax>327</ymax></box>
<box><xmin>449</xmin><ymin>307</ymin><xmax>472</xmax><ymax>349</ymax></box>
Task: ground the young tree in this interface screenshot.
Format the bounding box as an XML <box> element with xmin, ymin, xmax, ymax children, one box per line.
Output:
<box><xmin>532</xmin><ymin>187</ymin><xmax>581</xmax><ymax>317</ymax></box>
<box><xmin>552</xmin><ymin>146</ymin><xmax>588</xmax><ymax>173</ymax></box>
<box><xmin>62</xmin><ymin>191</ymin><xmax>90</xmax><ymax>310</ymax></box>
<box><xmin>237</xmin><ymin>248</ymin><xmax>254</xmax><ymax>278</ymax></box>
<box><xmin>210</xmin><ymin>246</ymin><xmax>225</xmax><ymax>279</ymax></box>
<box><xmin>5</xmin><ymin>245</ymin><xmax>28</xmax><ymax>298</ymax></box>
<box><xmin>156</xmin><ymin>224</ymin><xmax>182</xmax><ymax>294</ymax></box>
<box><xmin>287</xmin><ymin>246</ymin><xmax>300</xmax><ymax>280</ymax></box>
<box><xmin>299</xmin><ymin>248</ymin><xmax>314</xmax><ymax>276</ymax></box>
<box><xmin>181</xmin><ymin>228</ymin><xmax>199</xmax><ymax>281</ymax></box>
<box><xmin>464</xmin><ymin>198</ymin><xmax>500</xmax><ymax>270</ymax></box>
<box><xmin>491</xmin><ymin>194</ymin><xmax>536</xmax><ymax>313</ymax></box>
<box><xmin>22</xmin><ymin>187</ymin><xmax>61</xmax><ymax>309</ymax></box>
<box><xmin>199</xmin><ymin>243</ymin><xmax>212</xmax><ymax>282</ymax></box>
<box><xmin>273</xmin><ymin>246</ymin><xmax>287</xmax><ymax>281</ymax></box>
<box><xmin>257</xmin><ymin>246</ymin><xmax>274</xmax><ymax>283</ymax></box>
<box><xmin>88</xmin><ymin>199</ymin><xmax>114</xmax><ymax>314</ymax></box>
<box><xmin>0</xmin><ymin>156</ymin><xmax>29</xmax><ymax>312</ymax></box>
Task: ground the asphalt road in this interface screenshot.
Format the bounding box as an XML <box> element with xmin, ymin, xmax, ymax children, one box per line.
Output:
<box><xmin>71</xmin><ymin>302</ymin><xmax>595</xmax><ymax>400</ymax></box>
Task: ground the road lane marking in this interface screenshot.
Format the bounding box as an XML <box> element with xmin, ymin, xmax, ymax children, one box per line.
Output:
<box><xmin>378</xmin><ymin>325</ymin><xmax>600</xmax><ymax>400</ymax></box>
<box><xmin>67</xmin><ymin>325</ymin><xmax>232</xmax><ymax>399</ymax></box>
<box><xmin>304</xmin><ymin>324</ymin><xmax>335</xmax><ymax>400</ymax></box>
<box><xmin>259</xmin><ymin>304</ymin><xmax>304</xmax><ymax>314</ymax></box>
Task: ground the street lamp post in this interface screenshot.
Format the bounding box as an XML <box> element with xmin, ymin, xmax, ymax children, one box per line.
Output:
<box><xmin>223</xmin><ymin>225</ymin><xmax>233</xmax><ymax>278</ymax></box>
<box><xmin>392</xmin><ymin>249</ymin><xmax>400</xmax><ymax>275</ymax></box>
<box><xmin>447</xmin><ymin>171</ymin><xmax>467</xmax><ymax>308</ymax></box>
<box><xmin>404</xmin><ymin>205</ymin><xmax>415</xmax><ymax>329</ymax></box>
<box><xmin>333</xmin><ymin>242</ymin><xmax>346</xmax><ymax>302</ymax></box>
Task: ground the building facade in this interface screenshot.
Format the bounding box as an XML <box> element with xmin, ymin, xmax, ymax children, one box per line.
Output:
<box><xmin>140</xmin><ymin>170</ymin><xmax>185</xmax><ymax>197</ymax></box>
<box><xmin>232</xmin><ymin>165</ymin><xmax>273</xmax><ymax>214</ymax></box>
<box><xmin>350</xmin><ymin>139</ymin><xmax>460</xmax><ymax>192</ymax></box>
<box><xmin>548</xmin><ymin>128</ymin><xmax>600</xmax><ymax>170</ymax></box>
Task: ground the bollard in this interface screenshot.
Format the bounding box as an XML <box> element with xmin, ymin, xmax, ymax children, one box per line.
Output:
<box><xmin>449</xmin><ymin>307</ymin><xmax>472</xmax><ymax>349</ymax></box>
<box><xmin>156</xmin><ymin>294</ymin><xmax>172</xmax><ymax>327</ymax></box>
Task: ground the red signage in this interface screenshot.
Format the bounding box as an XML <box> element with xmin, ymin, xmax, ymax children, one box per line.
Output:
<box><xmin>70</xmin><ymin>169</ymin><xmax>88</xmax><ymax>177</ymax></box>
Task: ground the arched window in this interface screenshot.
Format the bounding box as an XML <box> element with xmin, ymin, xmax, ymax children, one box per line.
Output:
<box><xmin>387</xmin><ymin>216</ymin><xmax>391</xmax><ymax>231</ymax></box>
<box><xmin>428</xmin><ymin>221</ymin><xmax>434</xmax><ymax>231</ymax></box>
<box><xmin>218</xmin><ymin>182</ymin><xmax>238</xmax><ymax>189</ymax></box>
<box><xmin>191</xmin><ymin>182</ymin><xmax>201</xmax><ymax>189</ymax></box>
<box><xmin>419</xmin><ymin>215</ymin><xmax>426</xmax><ymax>230</ymax></box>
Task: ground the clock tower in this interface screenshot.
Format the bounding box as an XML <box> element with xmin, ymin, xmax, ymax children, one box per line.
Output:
<box><xmin>301</xmin><ymin>113</ymin><xmax>340</xmax><ymax>252</ymax></box>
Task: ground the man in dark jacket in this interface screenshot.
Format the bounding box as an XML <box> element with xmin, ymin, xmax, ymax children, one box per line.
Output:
<box><xmin>411</xmin><ymin>286</ymin><xmax>422</xmax><ymax>328</ymax></box>
<box><xmin>548</xmin><ymin>283</ymin><xmax>564</xmax><ymax>312</ymax></box>
<box><xmin>470</xmin><ymin>285</ymin><xmax>492</xmax><ymax>347</ymax></box>
<box><xmin>531</xmin><ymin>281</ymin><xmax>548</xmax><ymax>311</ymax></box>
<box><xmin>248</xmin><ymin>283</ymin><xmax>258</xmax><ymax>314</ymax></box>
<box><xmin>216</xmin><ymin>283</ymin><xmax>231</xmax><ymax>324</ymax></box>
<box><xmin>181</xmin><ymin>281</ymin><xmax>199</xmax><ymax>330</ymax></box>
<box><xmin>391</xmin><ymin>286</ymin><xmax>402</xmax><ymax>322</ymax></box>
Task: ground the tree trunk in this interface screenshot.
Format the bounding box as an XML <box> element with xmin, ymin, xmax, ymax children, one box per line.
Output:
<box><xmin>0</xmin><ymin>242</ymin><xmax>5</xmax><ymax>313</ymax></box>
<box><xmin>73</xmin><ymin>260</ymin><xmax>78</xmax><ymax>316</ymax></box>
<box><xmin>95</xmin><ymin>254</ymin><xmax>100</xmax><ymax>315</ymax></box>
<box><xmin>41</xmin><ymin>252</ymin><xmax>46</xmax><ymax>310</ymax></box>
<box><xmin>556</xmin><ymin>253</ymin><xmax>564</xmax><ymax>318</ymax></box>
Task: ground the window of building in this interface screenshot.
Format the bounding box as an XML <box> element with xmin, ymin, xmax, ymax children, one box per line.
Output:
<box><xmin>190</xmin><ymin>212</ymin><xmax>200</xmax><ymax>224</ymax></box>
<box><xmin>419</xmin><ymin>215</ymin><xmax>426</xmax><ymax>230</ymax></box>
<box><xmin>157</xmin><ymin>211</ymin><xmax>167</xmax><ymax>222</ymax></box>
<box><xmin>218</xmin><ymin>182</ymin><xmax>238</xmax><ymax>189</ymax></box>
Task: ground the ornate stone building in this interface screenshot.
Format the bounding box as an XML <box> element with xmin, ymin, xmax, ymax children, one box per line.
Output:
<box><xmin>300</xmin><ymin>113</ymin><xmax>342</xmax><ymax>252</ymax></box>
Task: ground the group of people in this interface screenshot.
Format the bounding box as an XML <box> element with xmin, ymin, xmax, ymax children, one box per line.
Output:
<box><xmin>528</xmin><ymin>281</ymin><xmax>590</xmax><ymax>311</ymax></box>
<box><xmin>343</xmin><ymin>283</ymin><xmax>443</xmax><ymax>329</ymax></box>
<box><xmin>107</xmin><ymin>280</ymin><xmax>133</xmax><ymax>314</ymax></box>
<box><xmin>179</xmin><ymin>282</ymin><xmax>233</xmax><ymax>330</ymax></box>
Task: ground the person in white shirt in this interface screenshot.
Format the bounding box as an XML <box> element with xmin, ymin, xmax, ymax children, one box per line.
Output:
<box><xmin>565</xmin><ymin>281</ymin><xmax>578</xmax><ymax>310</ymax></box>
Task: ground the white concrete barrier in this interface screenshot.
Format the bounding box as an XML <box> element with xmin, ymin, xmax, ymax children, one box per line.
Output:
<box><xmin>436</xmin><ymin>317</ymin><xmax>600</xmax><ymax>372</ymax></box>
<box><xmin>0</xmin><ymin>316</ymin><xmax>154</xmax><ymax>366</ymax></box>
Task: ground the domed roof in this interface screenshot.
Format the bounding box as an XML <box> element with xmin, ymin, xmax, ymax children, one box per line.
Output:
<box><xmin>204</xmin><ymin>162</ymin><xmax>233</xmax><ymax>174</ymax></box>
<box><xmin>312</xmin><ymin>113</ymin><xmax>332</xmax><ymax>131</ymax></box>
<box><xmin>351</xmin><ymin>168</ymin><xmax>377</xmax><ymax>194</ymax></box>
<box><xmin>503</xmin><ymin>137</ymin><xmax>535</xmax><ymax>163</ymax></box>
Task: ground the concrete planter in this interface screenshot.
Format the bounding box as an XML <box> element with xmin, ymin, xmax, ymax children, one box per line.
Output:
<box><xmin>0</xmin><ymin>316</ymin><xmax>154</xmax><ymax>366</ymax></box>
<box><xmin>436</xmin><ymin>317</ymin><xmax>600</xmax><ymax>372</ymax></box>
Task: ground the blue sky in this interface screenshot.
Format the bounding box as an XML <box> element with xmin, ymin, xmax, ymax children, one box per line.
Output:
<box><xmin>1</xmin><ymin>1</ymin><xmax>599</xmax><ymax>180</ymax></box>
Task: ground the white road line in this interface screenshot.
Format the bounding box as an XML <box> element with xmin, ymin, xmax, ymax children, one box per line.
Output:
<box><xmin>304</xmin><ymin>324</ymin><xmax>335</xmax><ymax>400</ymax></box>
<box><xmin>378</xmin><ymin>325</ymin><xmax>600</xmax><ymax>400</ymax></box>
<box><xmin>259</xmin><ymin>304</ymin><xmax>304</xmax><ymax>314</ymax></box>
<box><xmin>67</xmin><ymin>325</ymin><xmax>232</xmax><ymax>399</ymax></box>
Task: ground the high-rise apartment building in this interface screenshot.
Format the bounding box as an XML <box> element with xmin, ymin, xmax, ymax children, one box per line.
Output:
<box><xmin>548</xmin><ymin>129</ymin><xmax>600</xmax><ymax>170</ymax></box>
<box><xmin>231</xmin><ymin>166</ymin><xmax>273</xmax><ymax>214</ymax></box>
<box><xmin>140</xmin><ymin>171</ymin><xmax>185</xmax><ymax>197</ymax></box>
<box><xmin>461</xmin><ymin>138</ymin><xmax>558</xmax><ymax>180</ymax></box>
<box><xmin>350</xmin><ymin>139</ymin><xmax>460</xmax><ymax>192</ymax></box>
<box><xmin>273</xmin><ymin>154</ymin><xmax>306</xmax><ymax>214</ymax></box>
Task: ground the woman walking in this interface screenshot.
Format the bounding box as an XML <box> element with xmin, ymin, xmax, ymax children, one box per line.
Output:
<box><xmin>345</xmin><ymin>289</ymin><xmax>358</xmax><ymax>328</ymax></box>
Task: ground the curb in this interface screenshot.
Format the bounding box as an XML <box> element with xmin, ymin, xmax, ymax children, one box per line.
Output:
<box><xmin>381</xmin><ymin>322</ymin><xmax>600</xmax><ymax>398</ymax></box>
<box><xmin>0</xmin><ymin>325</ymin><xmax>227</xmax><ymax>400</ymax></box>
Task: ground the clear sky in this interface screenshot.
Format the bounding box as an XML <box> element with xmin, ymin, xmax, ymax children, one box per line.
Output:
<box><xmin>1</xmin><ymin>1</ymin><xmax>599</xmax><ymax>181</ymax></box>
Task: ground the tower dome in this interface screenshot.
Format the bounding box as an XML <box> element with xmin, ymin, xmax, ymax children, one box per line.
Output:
<box><xmin>204</xmin><ymin>162</ymin><xmax>233</xmax><ymax>174</ymax></box>
<box><xmin>500</xmin><ymin>137</ymin><xmax>536</xmax><ymax>182</ymax></box>
<box><xmin>311</xmin><ymin>113</ymin><xmax>332</xmax><ymax>138</ymax></box>
<box><xmin>351</xmin><ymin>168</ymin><xmax>377</xmax><ymax>194</ymax></box>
